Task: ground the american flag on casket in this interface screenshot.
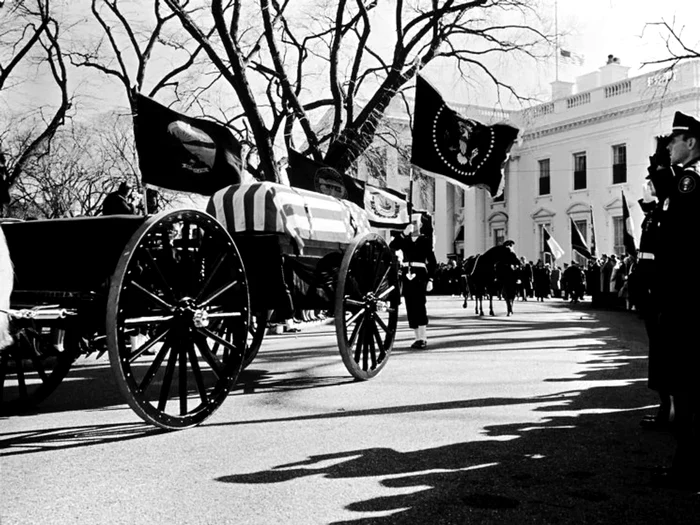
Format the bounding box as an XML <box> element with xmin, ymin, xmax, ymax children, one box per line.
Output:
<box><xmin>206</xmin><ymin>181</ymin><xmax>372</xmax><ymax>253</ymax></box>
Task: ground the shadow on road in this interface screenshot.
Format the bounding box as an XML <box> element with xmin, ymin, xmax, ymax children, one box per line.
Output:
<box><xmin>212</xmin><ymin>303</ymin><xmax>700</xmax><ymax>524</ymax></box>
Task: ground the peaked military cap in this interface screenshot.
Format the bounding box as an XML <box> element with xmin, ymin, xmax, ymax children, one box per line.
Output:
<box><xmin>671</xmin><ymin>111</ymin><xmax>700</xmax><ymax>138</ymax></box>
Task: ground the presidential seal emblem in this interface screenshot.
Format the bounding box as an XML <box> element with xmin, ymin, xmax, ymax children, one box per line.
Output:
<box><xmin>433</xmin><ymin>110</ymin><xmax>494</xmax><ymax>178</ymax></box>
<box><xmin>678</xmin><ymin>175</ymin><xmax>696</xmax><ymax>194</ymax></box>
<box><xmin>314</xmin><ymin>166</ymin><xmax>347</xmax><ymax>199</ymax></box>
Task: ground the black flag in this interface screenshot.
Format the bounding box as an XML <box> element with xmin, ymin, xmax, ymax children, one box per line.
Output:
<box><xmin>286</xmin><ymin>149</ymin><xmax>365</xmax><ymax>208</ymax></box>
<box><xmin>411</xmin><ymin>76</ymin><xmax>519</xmax><ymax>198</ymax></box>
<box><xmin>133</xmin><ymin>93</ymin><xmax>243</xmax><ymax>195</ymax></box>
<box><xmin>570</xmin><ymin>218</ymin><xmax>591</xmax><ymax>259</ymax></box>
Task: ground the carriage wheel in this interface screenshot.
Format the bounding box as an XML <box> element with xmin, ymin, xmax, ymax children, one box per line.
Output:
<box><xmin>209</xmin><ymin>309</ymin><xmax>267</xmax><ymax>370</ymax></box>
<box><xmin>0</xmin><ymin>322</ymin><xmax>79</xmax><ymax>415</ymax></box>
<box><xmin>243</xmin><ymin>310</ymin><xmax>267</xmax><ymax>369</ymax></box>
<box><xmin>335</xmin><ymin>233</ymin><xmax>399</xmax><ymax>380</ymax></box>
<box><xmin>107</xmin><ymin>210</ymin><xmax>249</xmax><ymax>430</ymax></box>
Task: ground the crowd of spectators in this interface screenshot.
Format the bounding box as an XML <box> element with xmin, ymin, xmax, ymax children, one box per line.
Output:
<box><xmin>429</xmin><ymin>254</ymin><xmax>637</xmax><ymax>311</ymax></box>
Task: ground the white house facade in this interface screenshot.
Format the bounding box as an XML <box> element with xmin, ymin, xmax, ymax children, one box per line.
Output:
<box><xmin>371</xmin><ymin>58</ymin><xmax>700</xmax><ymax>264</ymax></box>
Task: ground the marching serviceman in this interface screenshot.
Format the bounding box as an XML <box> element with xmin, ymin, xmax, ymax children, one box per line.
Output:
<box><xmin>390</xmin><ymin>211</ymin><xmax>437</xmax><ymax>349</ymax></box>
<box><xmin>651</xmin><ymin>111</ymin><xmax>700</xmax><ymax>490</ymax></box>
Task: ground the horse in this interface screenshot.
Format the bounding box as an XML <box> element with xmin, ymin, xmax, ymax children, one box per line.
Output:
<box><xmin>0</xmin><ymin>226</ymin><xmax>13</xmax><ymax>350</ymax></box>
<box><xmin>467</xmin><ymin>245</ymin><xmax>521</xmax><ymax>316</ymax></box>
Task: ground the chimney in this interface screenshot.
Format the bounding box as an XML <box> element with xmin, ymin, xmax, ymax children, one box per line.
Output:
<box><xmin>599</xmin><ymin>54</ymin><xmax>629</xmax><ymax>85</ymax></box>
<box><xmin>551</xmin><ymin>80</ymin><xmax>574</xmax><ymax>100</ymax></box>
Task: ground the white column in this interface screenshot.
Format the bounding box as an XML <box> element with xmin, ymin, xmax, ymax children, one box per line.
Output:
<box><xmin>434</xmin><ymin>177</ymin><xmax>449</xmax><ymax>262</ymax></box>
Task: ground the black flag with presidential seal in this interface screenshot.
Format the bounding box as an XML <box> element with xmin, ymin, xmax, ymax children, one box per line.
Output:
<box><xmin>364</xmin><ymin>184</ymin><xmax>410</xmax><ymax>229</ymax></box>
<box><xmin>411</xmin><ymin>76</ymin><xmax>519</xmax><ymax>198</ymax></box>
<box><xmin>134</xmin><ymin>93</ymin><xmax>244</xmax><ymax>195</ymax></box>
<box><xmin>286</xmin><ymin>149</ymin><xmax>365</xmax><ymax>208</ymax></box>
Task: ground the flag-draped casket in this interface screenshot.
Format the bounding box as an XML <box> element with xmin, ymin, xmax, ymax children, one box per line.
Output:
<box><xmin>206</xmin><ymin>181</ymin><xmax>371</xmax><ymax>250</ymax></box>
<box><xmin>206</xmin><ymin>181</ymin><xmax>372</xmax><ymax>315</ymax></box>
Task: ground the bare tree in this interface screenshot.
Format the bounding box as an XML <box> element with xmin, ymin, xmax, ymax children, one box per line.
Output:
<box><xmin>0</xmin><ymin>0</ymin><xmax>71</xmax><ymax>213</ymax></box>
<box><xmin>160</xmin><ymin>0</ymin><xmax>548</xmax><ymax>182</ymax></box>
<box><xmin>642</xmin><ymin>19</ymin><xmax>700</xmax><ymax>67</ymax></box>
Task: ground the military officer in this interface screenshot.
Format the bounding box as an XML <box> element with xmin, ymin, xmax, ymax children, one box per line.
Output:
<box><xmin>629</xmin><ymin>137</ymin><xmax>675</xmax><ymax>431</ymax></box>
<box><xmin>652</xmin><ymin>111</ymin><xmax>700</xmax><ymax>489</ymax></box>
<box><xmin>390</xmin><ymin>211</ymin><xmax>437</xmax><ymax>349</ymax></box>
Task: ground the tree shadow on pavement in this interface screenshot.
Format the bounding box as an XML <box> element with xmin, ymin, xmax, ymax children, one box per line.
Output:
<box><xmin>214</xmin><ymin>304</ymin><xmax>700</xmax><ymax>524</ymax></box>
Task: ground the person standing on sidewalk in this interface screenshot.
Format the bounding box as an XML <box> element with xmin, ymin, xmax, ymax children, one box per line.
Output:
<box><xmin>390</xmin><ymin>212</ymin><xmax>437</xmax><ymax>349</ymax></box>
<box><xmin>651</xmin><ymin>111</ymin><xmax>700</xmax><ymax>490</ymax></box>
<box><xmin>627</xmin><ymin>141</ymin><xmax>675</xmax><ymax>431</ymax></box>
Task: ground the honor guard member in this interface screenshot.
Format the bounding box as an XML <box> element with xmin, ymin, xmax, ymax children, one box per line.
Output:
<box><xmin>390</xmin><ymin>211</ymin><xmax>437</xmax><ymax>349</ymax></box>
<box><xmin>629</xmin><ymin>135</ymin><xmax>675</xmax><ymax>431</ymax></box>
<box><xmin>651</xmin><ymin>111</ymin><xmax>700</xmax><ymax>489</ymax></box>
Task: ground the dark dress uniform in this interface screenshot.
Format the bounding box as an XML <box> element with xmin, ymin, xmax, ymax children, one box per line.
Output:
<box><xmin>654</xmin><ymin>154</ymin><xmax>700</xmax><ymax>483</ymax></box>
<box><xmin>390</xmin><ymin>232</ymin><xmax>437</xmax><ymax>329</ymax></box>
<box><xmin>628</xmin><ymin>197</ymin><xmax>668</xmax><ymax>394</ymax></box>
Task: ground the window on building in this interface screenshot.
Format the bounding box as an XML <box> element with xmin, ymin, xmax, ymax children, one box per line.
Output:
<box><xmin>613</xmin><ymin>216</ymin><xmax>624</xmax><ymax>255</ymax></box>
<box><xmin>538</xmin><ymin>159</ymin><xmax>550</xmax><ymax>195</ymax></box>
<box><xmin>612</xmin><ymin>144</ymin><xmax>627</xmax><ymax>184</ymax></box>
<box><xmin>573</xmin><ymin>152</ymin><xmax>587</xmax><ymax>190</ymax></box>
<box><xmin>493</xmin><ymin>227</ymin><xmax>505</xmax><ymax>247</ymax></box>
<box><xmin>493</xmin><ymin>163</ymin><xmax>508</xmax><ymax>202</ymax></box>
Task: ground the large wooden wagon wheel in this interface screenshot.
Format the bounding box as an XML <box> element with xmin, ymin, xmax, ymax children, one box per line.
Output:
<box><xmin>0</xmin><ymin>320</ymin><xmax>79</xmax><ymax>415</ymax></box>
<box><xmin>107</xmin><ymin>210</ymin><xmax>249</xmax><ymax>430</ymax></box>
<box><xmin>335</xmin><ymin>233</ymin><xmax>400</xmax><ymax>380</ymax></box>
<box><xmin>209</xmin><ymin>309</ymin><xmax>267</xmax><ymax>370</ymax></box>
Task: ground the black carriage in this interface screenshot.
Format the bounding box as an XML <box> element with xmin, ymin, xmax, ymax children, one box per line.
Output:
<box><xmin>0</xmin><ymin>182</ymin><xmax>400</xmax><ymax>430</ymax></box>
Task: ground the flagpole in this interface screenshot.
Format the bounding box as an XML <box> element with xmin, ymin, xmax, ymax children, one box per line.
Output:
<box><xmin>554</xmin><ymin>0</ymin><xmax>559</xmax><ymax>82</ymax></box>
<box><xmin>408</xmin><ymin>167</ymin><xmax>414</xmax><ymax>218</ymax></box>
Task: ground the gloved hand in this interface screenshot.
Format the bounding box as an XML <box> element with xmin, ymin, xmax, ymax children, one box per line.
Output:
<box><xmin>426</xmin><ymin>279</ymin><xmax>433</xmax><ymax>293</ymax></box>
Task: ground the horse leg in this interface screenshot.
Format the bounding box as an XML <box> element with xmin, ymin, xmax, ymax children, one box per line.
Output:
<box><xmin>489</xmin><ymin>295</ymin><xmax>495</xmax><ymax>316</ymax></box>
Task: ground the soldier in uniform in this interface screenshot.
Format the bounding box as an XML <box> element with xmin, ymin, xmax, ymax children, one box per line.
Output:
<box><xmin>101</xmin><ymin>181</ymin><xmax>136</xmax><ymax>215</ymax></box>
<box><xmin>390</xmin><ymin>211</ymin><xmax>437</xmax><ymax>349</ymax></box>
<box><xmin>651</xmin><ymin>111</ymin><xmax>700</xmax><ymax>489</ymax></box>
<box><xmin>628</xmin><ymin>135</ymin><xmax>675</xmax><ymax>431</ymax></box>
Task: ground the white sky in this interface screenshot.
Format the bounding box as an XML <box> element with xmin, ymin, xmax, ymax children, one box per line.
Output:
<box><xmin>4</xmin><ymin>1</ymin><xmax>700</xmax><ymax>118</ymax></box>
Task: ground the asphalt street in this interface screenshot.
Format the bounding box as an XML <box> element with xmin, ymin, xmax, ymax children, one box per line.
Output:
<box><xmin>2</xmin><ymin>296</ymin><xmax>699</xmax><ymax>524</ymax></box>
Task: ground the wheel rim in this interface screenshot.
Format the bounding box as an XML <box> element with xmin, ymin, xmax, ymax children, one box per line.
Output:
<box><xmin>335</xmin><ymin>233</ymin><xmax>399</xmax><ymax>380</ymax></box>
<box><xmin>242</xmin><ymin>310</ymin><xmax>267</xmax><ymax>369</ymax></box>
<box><xmin>107</xmin><ymin>210</ymin><xmax>249</xmax><ymax>430</ymax></box>
<box><xmin>0</xmin><ymin>323</ymin><xmax>77</xmax><ymax>414</ymax></box>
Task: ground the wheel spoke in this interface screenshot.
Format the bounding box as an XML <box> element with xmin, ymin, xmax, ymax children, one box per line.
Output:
<box><xmin>186</xmin><ymin>343</ymin><xmax>208</xmax><ymax>405</ymax></box>
<box><xmin>198</xmin><ymin>280</ymin><xmax>239</xmax><ymax>308</ymax></box>
<box><xmin>198</xmin><ymin>325</ymin><xmax>242</xmax><ymax>357</ymax></box>
<box><xmin>372</xmin><ymin>261</ymin><xmax>392</xmax><ymax>296</ymax></box>
<box><xmin>158</xmin><ymin>337</ymin><xmax>179</xmax><ymax>411</ymax></box>
<box><xmin>344</xmin><ymin>303</ymin><xmax>366</xmax><ymax>326</ymax></box>
<box><xmin>194</xmin><ymin>251</ymin><xmax>229</xmax><ymax>303</ymax></box>
<box><xmin>138</xmin><ymin>337</ymin><xmax>172</xmax><ymax>391</ymax></box>
<box><xmin>178</xmin><ymin>340</ymin><xmax>188</xmax><ymax>415</ymax></box>
<box><xmin>372</xmin><ymin>311</ymin><xmax>390</xmax><ymax>337</ymax></box>
<box><xmin>128</xmin><ymin>326</ymin><xmax>170</xmax><ymax>363</ymax></box>
<box><xmin>371</xmin><ymin>319</ymin><xmax>386</xmax><ymax>363</ymax></box>
<box><xmin>347</xmin><ymin>311</ymin><xmax>365</xmax><ymax>349</ymax></box>
<box><xmin>143</xmin><ymin>247</ymin><xmax>177</xmax><ymax>303</ymax></box>
<box><xmin>193</xmin><ymin>330</ymin><xmax>224</xmax><ymax>380</ymax></box>
<box><xmin>129</xmin><ymin>281</ymin><xmax>175</xmax><ymax>311</ymax></box>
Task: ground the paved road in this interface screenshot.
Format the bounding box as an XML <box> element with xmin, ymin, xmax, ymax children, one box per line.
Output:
<box><xmin>2</xmin><ymin>297</ymin><xmax>699</xmax><ymax>524</ymax></box>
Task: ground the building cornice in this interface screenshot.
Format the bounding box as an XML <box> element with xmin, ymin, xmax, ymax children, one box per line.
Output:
<box><xmin>520</xmin><ymin>88</ymin><xmax>700</xmax><ymax>141</ymax></box>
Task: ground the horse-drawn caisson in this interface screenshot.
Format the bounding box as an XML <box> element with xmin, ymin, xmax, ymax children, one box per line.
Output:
<box><xmin>0</xmin><ymin>98</ymin><xmax>402</xmax><ymax>430</ymax></box>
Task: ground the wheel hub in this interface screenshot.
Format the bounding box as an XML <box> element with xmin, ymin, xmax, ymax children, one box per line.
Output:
<box><xmin>176</xmin><ymin>298</ymin><xmax>210</xmax><ymax>328</ymax></box>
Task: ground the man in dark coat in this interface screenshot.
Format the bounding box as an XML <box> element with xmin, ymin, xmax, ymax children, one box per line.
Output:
<box><xmin>390</xmin><ymin>212</ymin><xmax>437</xmax><ymax>349</ymax></box>
<box><xmin>651</xmin><ymin>111</ymin><xmax>700</xmax><ymax>489</ymax></box>
<box><xmin>101</xmin><ymin>181</ymin><xmax>136</xmax><ymax>215</ymax></box>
